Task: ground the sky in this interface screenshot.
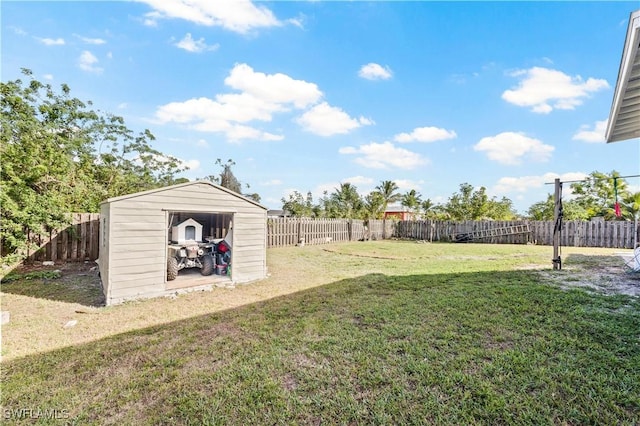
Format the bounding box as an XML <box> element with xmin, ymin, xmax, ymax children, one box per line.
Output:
<box><xmin>2</xmin><ymin>0</ymin><xmax>640</xmax><ymax>214</ymax></box>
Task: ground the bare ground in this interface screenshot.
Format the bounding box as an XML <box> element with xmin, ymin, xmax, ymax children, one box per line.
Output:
<box><xmin>533</xmin><ymin>253</ymin><xmax>640</xmax><ymax>297</ymax></box>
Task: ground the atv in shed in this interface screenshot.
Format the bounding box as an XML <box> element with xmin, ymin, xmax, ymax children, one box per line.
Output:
<box><xmin>166</xmin><ymin>218</ymin><xmax>215</xmax><ymax>280</ymax></box>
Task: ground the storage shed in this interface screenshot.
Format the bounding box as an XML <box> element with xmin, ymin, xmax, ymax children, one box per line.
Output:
<box><xmin>98</xmin><ymin>181</ymin><xmax>268</xmax><ymax>305</ymax></box>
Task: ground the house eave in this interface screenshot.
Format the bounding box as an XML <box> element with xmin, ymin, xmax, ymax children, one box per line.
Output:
<box><xmin>606</xmin><ymin>9</ymin><xmax>640</xmax><ymax>143</ymax></box>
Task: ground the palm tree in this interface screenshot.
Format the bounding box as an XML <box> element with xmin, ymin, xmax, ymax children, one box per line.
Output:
<box><xmin>375</xmin><ymin>180</ymin><xmax>402</xmax><ymax>214</ymax></box>
<box><xmin>330</xmin><ymin>183</ymin><xmax>363</xmax><ymax>218</ymax></box>
<box><xmin>364</xmin><ymin>191</ymin><xmax>385</xmax><ymax>220</ymax></box>
<box><xmin>401</xmin><ymin>189</ymin><xmax>422</xmax><ymax>218</ymax></box>
<box><xmin>421</xmin><ymin>198</ymin><xmax>435</xmax><ymax>219</ymax></box>
<box><xmin>622</xmin><ymin>191</ymin><xmax>640</xmax><ymax>220</ymax></box>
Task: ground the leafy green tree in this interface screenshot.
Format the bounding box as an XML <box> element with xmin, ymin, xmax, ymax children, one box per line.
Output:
<box><xmin>621</xmin><ymin>191</ymin><xmax>640</xmax><ymax>221</ymax></box>
<box><xmin>281</xmin><ymin>191</ymin><xmax>315</xmax><ymax>217</ymax></box>
<box><xmin>443</xmin><ymin>183</ymin><xmax>516</xmax><ymax>220</ymax></box>
<box><xmin>484</xmin><ymin>196</ymin><xmax>518</xmax><ymax>220</ymax></box>
<box><xmin>526</xmin><ymin>194</ymin><xmax>588</xmax><ymax>221</ymax></box>
<box><xmin>570</xmin><ymin>171</ymin><xmax>630</xmax><ymax>220</ymax></box>
<box><xmin>442</xmin><ymin>183</ymin><xmax>485</xmax><ymax>220</ymax></box>
<box><xmin>1</xmin><ymin>69</ymin><xmax>185</xmax><ymax>261</ymax></box>
<box><xmin>420</xmin><ymin>198</ymin><xmax>439</xmax><ymax>219</ymax></box>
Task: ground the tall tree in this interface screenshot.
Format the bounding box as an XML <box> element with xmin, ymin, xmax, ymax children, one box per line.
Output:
<box><xmin>1</xmin><ymin>69</ymin><xmax>185</xmax><ymax>261</ymax></box>
<box><xmin>401</xmin><ymin>189</ymin><xmax>422</xmax><ymax>216</ymax></box>
<box><xmin>203</xmin><ymin>158</ymin><xmax>261</xmax><ymax>202</ymax></box>
<box><xmin>281</xmin><ymin>191</ymin><xmax>315</xmax><ymax>217</ymax></box>
<box><xmin>329</xmin><ymin>183</ymin><xmax>363</xmax><ymax>219</ymax></box>
<box><xmin>375</xmin><ymin>180</ymin><xmax>402</xmax><ymax>213</ymax></box>
<box><xmin>205</xmin><ymin>159</ymin><xmax>242</xmax><ymax>193</ymax></box>
<box><xmin>443</xmin><ymin>183</ymin><xmax>516</xmax><ymax>220</ymax></box>
<box><xmin>363</xmin><ymin>191</ymin><xmax>386</xmax><ymax>220</ymax></box>
<box><xmin>420</xmin><ymin>199</ymin><xmax>437</xmax><ymax>219</ymax></box>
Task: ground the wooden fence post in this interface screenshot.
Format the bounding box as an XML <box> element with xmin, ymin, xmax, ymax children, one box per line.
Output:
<box><xmin>552</xmin><ymin>178</ymin><xmax>562</xmax><ymax>270</ymax></box>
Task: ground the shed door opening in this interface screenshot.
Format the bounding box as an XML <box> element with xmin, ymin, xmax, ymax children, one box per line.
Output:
<box><xmin>166</xmin><ymin>211</ymin><xmax>234</xmax><ymax>287</ymax></box>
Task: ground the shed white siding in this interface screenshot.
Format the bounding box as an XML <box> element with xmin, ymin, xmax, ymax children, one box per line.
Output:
<box><xmin>99</xmin><ymin>181</ymin><xmax>267</xmax><ymax>305</ymax></box>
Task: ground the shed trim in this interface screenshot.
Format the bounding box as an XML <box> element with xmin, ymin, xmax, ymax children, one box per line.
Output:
<box><xmin>101</xmin><ymin>180</ymin><xmax>267</xmax><ymax>210</ymax></box>
<box><xmin>163</xmin><ymin>208</ymin><xmax>238</xmax><ymax>213</ymax></box>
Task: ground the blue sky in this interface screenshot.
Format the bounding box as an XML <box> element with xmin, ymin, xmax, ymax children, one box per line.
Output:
<box><xmin>3</xmin><ymin>1</ymin><xmax>639</xmax><ymax>214</ymax></box>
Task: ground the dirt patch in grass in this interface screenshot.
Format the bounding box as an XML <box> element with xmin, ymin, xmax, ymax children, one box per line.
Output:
<box><xmin>536</xmin><ymin>253</ymin><xmax>640</xmax><ymax>297</ymax></box>
<box><xmin>1</xmin><ymin>261</ymin><xmax>104</xmax><ymax>306</ymax></box>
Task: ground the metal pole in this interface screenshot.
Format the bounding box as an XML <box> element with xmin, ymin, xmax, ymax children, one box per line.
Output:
<box><xmin>635</xmin><ymin>214</ymin><xmax>638</xmax><ymax>249</ymax></box>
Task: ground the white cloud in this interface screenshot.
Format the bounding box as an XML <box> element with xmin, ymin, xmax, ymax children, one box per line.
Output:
<box><xmin>117</xmin><ymin>103</ymin><xmax>128</xmax><ymax>109</ymax></box>
<box><xmin>78</xmin><ymin>51</ymin><xmax>103</xmax><ymax>73</ymax></box>
<box><xmin>297</xmin><ymin>102</ymin><xmax>372</xmax><ymax>136</ymax></box>
<box><xmin>572</xmin><ymin>120</ymin><xmax>608</xmax><ymax>143</ymax></box>
<box><xmin>223</xmin><ymin>124</ymin><xmax>284</xmax><ymax>143</ymax></box>
<box><xmin>155</xmin><ymin>63</ymin><xmax>369</xmax><ymax>142</ymax></box>
<box><xmin>225</xmin><ymin>63</ymin><xmax>322</xmax><ymax>109</ymax></box>
<box><xmin>502</xmin><ymin>67</ymin><xmax>609</xmax><ymax>113</ymax></box>
<box><xmin>394</xmin><ymin>126</ymin><xmax>457</xmax><ymax>143</ymax></box>
<box><xmin>493</xmin><ymin>172</ymin><xmax>587</xmax><ymax>194</ymax></box>
<box><xmin>174</xmin><ymin>33</ymin><xmax>219</xmax><ymax>53</ymax></box>
<box><xmin>36</xmin><ymin>37</ymin><xmax>65</xmax><ymax>46</ymax></box>
<box><xmin>342</xmin><ymin>176</ymin><xmax>374</xmax><ymax>186</ymax></box>
<box><xmin>261</xmin><ymin>179</ymin><xmax>283</xmax><ymax>186</ymax></box>
<box><xmin>157</xmin><ymin>96</ymin><xmax>271</xmax><ymax>126</ymax></box>
<box><xmin>180</xmin><ymin>158</ymin><xmax>201</xmax><ymax>171</ymax></box>
<box><xmin>43</xmin><ymin>74</ymin><xmax>54</xmax><ymax>80</ymax></box>
<box><xmin>473</xmin><ymin>132</ymin><xmax>554</xmax><ymax>165</ymax></box>
<box><xmin>196</xmin><ymin>138</ymin><xmax>208</xmax><ymax>147</ymax></box>
<box><xmin>287</xmin><ymin>15</ymin><xmax>305</xmax><ymax>29</ymax></box>
<box><xmin>313</xmin><ymin>182</ymin><xmax>340</xmax><ymax>196</ymax></box>
<box><xmin>358</xmin><ymin>63</ymin><xmax>393</xmax><ymax>80</ymax></box>
<box><xmin>74</xmin><ymin>34</ymin><xmax>106</xmax><ymax>45</ymax></box>
<box><xmin>339</xmin><ymin>142</ymin><xmax>427</xmax><ymax>170</ymax></box>
<box><xmin>137</xmin><ymin>0</ymin><xmax>282</xmax><ymax>33</ymax></box>
<box><xmin>10</xmin><ymin>26</ymin><xmax>27</xmax><ymax>36</ymax></box>
<box><xmin>393</xmin><ymin>179</ymin><xmax>425</xmax><ymax>191</ymax></box>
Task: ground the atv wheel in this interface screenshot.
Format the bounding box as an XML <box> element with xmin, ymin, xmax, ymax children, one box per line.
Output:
<box><xmin>167</xmin><ymin>256</ymin><xmax>179</xmax><ymax>281</ymax></box>
<box><xmin>201</xmin><ymin>255</ymin><xmax>214</xmax><ymax>276</ymax></box>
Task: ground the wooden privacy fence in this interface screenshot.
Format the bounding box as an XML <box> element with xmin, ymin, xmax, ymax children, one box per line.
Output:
<box><xmin>395</xmin><ymin>220</ymin><xmax>532</xmax><ymax>244</ymax></box>
<box><xmin>529</xmin><ymin>220</ymin><xmax>639</xmax><ymax>248</ymax></box>
<box><xmin>26</xmin><ymin>213</ymin><xmax>100</xmax><ymax>263</ymax></box>
<box><xmin>266</xmin><ymin>218</ymin><xmax>394</xmax><ymax>247</ymax></box>
<box><xmin>20</xmin><ymin>215</ymin><xmax>640</xmax><ymax>262</ymax></box>
<box><xmin>394</xmin><ymin>220</ymin><xmax>640</xmax><ymax>249</ymax></box>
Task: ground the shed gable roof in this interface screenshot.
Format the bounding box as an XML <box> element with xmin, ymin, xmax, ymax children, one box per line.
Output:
<box><xmin>101</xmin><ymin>180</ymin><xmax>267</xmax><ymax>210</ymax></box>
<box><xmin>606</xmin><ymin>9</ymin><xmax>640</xmax><ymax>143</ymax></box>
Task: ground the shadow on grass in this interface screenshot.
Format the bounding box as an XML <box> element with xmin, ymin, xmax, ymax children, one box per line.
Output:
<box><xmin>2</xmin><ymin>269</ymin><xmax>639</xmax><ymax>425</ymax></box>
<box><xmin>0</xmin><ymin>263</ymin><xmax>105</xmax><ymax>307</ymax></box>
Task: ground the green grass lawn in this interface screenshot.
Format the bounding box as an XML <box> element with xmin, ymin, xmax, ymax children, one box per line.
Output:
<box><xmin>1</xmin><ymin>242</ymin><xmax>639</xmax><ymax>424</ymax></box>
